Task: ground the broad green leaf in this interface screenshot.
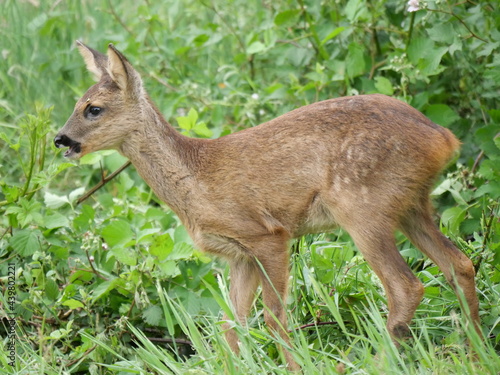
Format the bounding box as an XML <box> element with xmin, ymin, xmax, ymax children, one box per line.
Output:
<box><xmin>321</xmin><ymin>27</ymin><xmax>346</xmax><ymax>45</ymax></box>
<box><xmin>168</xmin><ymin>242</ymin><xmax>194</xmax><ymax>261</ymax></box>
<box><xmin>174</xmin><ymin>286</ymin><xmax>201</xmax><ymax>315</ymax></box>
<box><xmin>193</xmin><ymin>33</ymin><xmax>209</xmax><ymax>46</ymax></box>
<box><xmin>274</xmin><ymin>9</ymin><xmax>301</xmax><ymax>27</ymax></box>
<box><xmin>0</xmin><ymin>131</ymin><xmax>12</xmax><ymax>146</ymax></box>
<box><xmin>49</xmin><ymin>329</ymin><xmax>66</xmax><ymax>340</ymax></box>
<box><xmin>449</xmin><ymin>36</ymin><xmax>463</xmax><ymax>56</ymax></box>
<box><xmin>44</xmin><ymin>212</ymin><xmax>70</xmax><ymax>229</ymax></box>
<box><xmin>158</xmin><ymin>260</ymin><xmax>179</xmax><ymax>277</ymax></box>
<box><xmin>346</xmin><ymin>43</ymin><xmax>366</xmax><ymax>78</ymax></box>
<box><xmin>142</xmin><ymin>305</ymin><xmax>163</xmax><ymax>326</ymax></box>
<box><xmin>55</xmin><ymin>162</ymin><xmax>74</xmax><ymax>175</ymax></box>
<box><xmin>111</xmin><ymin>247</ymin><xmax>137</xmax><ymax>266</ymax></box>
<box><xmin>5</xmin><ymin>199</ymin><xmax>43</xmax><ymax>227</ymax></box>
<box><xmin>427</xmin><ymin>23</ymin><xmax>455</xmax><ymax>44</ymax></box>
<box><xmin>478</xmin><ymin>41</ymin><xmax>500</xmax><ymax>58</ymax></box>
<box><xmin>345</xmin><ymin>0</ymin><xmax>368</xmax><ymax>22</ymax></box>
<box><xmin>374</xmin><ymin>76</ymin><xmax>394</xmax><ymax>96</ymax></box>
<box><xmin>101</xmin><ymin>219</ymin><xmax>134</xmax><ymax>247</ymax></box>
<box><xmin>488</xmin><ymin>109</ymin><xmax>500</xmax><ymax>123</ymax></box>
<box><xmin>424</xmin><ymin>287</ymin><xmax>441</xmax><ymax>297</ymax></box>
<box><xmin>9</xmin><ymin>229</ymin><xmax>42</xmax><ymax>256</ymax></box>
<box><xmin>408</xmin><ymin>37</ymin><xmax>448</xmax><ymax>76</ymax></box>
<box><xmin>137</xmin><ymin>228</ymin><xmax>161</xmax><ymax>243</ymax></box>
<box><xmin>1</xmin><ymin>185</ymin><xmax>20</xmax><ymax>203</ymax></box>
<box><xmin>192</xmin><ymin>121</ymin><xmax>212</xmax><ymax>138</ymax></box>
<box><xmin>494</xmin><ymin>135</ymin><xmax>500</xmax><ymax>151</ymax></box>
<box><xmin>176</xmin><ymin>108</ymin><xmax>198</xmax><ymax>131</ymax></box>
<box><xmin>478</xmin><ymin>159</ymin><xmax>500</xmax><ymax>180</ymax></box>
<box><xmin>68</xmin><ymin>187</ymin><xmax>85</xmax><ymax>202</ymax></box>
<box><xmin>419</xmin><ymin>46</ymin><xmax>448</xmax><ymax>76</ymax></box>
<box><xmin>79</xmin><ymin>152</ymin><xmax>102</xmax><ymax>165</ymax></box>
<box><xmin>44</xmin><ymin>191</ymin><xmax>69</xmax><ymax>209</ymax></box>
<box><xmin>246</xmin><ymin>41</ymin><xmax>266</xmax><ymax>55</ymax></box>
<box><xmin>186</xmin><ymin>108</ymin><xmax>198</xmax><ymax>125</ymax></box>
<box><xmin>176</xmin><ymin>117</ymin><xmax>191</xmax><ymax>131</ymax></box>
<box><xmin>425</xmin><ymin>104</ymin><xmax>460</xmax><ymax>127</ymax></box>
<box><xmin>431</xmin><ymin>178</ymin><xmax>451</xmax><ymax>196</ymax></box>
<box><xmin>45</xmin><ymin>278</ymin><xmax>59</xmax><ymax>301</ymax></box>
<box><xmin>92</xmin><ymin>277</ymin><xmax>122</xmax><ymax>302</ymax></box>
<box><xmin>174</xmin><ymin>225</ymin><xmax>192</xmax><ymax>244</ymax></box>
<box><xmin>441</xmin><ymin>207</ymin><xmax>466</xmax><ymax>235</ymax></box>
<box><xmin>150</xmin><ymin>233</ymin><xmax>174</xmax><ymax>261</ymax></box>
<box><xmin>69</xmin><ymin>270</ymin><xmax>93</xmax><ymax>284</ymax></box>
<box><xmin>62</xmin><ymin>299</ymin><xmax>85</xmax><ymax>309</ymax></box>
<box><xmin>407</xmin><ymin>37</ymin><xmax>434</xmax><ymax>65</ymax></box>
<box><xmin>484</xmin><ymin>68</ymin><xmax>500</xmax><ymax>85</ymax></box>
<box><xmin>476</xmin><ymin>125</ymin><xmax>500</xmax><ymax>158</ymax></box>
<box><xmin>73</xmin><ymin>204</ymin><xmax>95</xmax><ymax>232</ymax></box>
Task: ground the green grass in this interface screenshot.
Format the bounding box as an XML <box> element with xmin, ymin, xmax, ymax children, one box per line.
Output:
<box><xmin>5</xmin><ymin>268</ymin><xmax>498</xmax><ymax>374</ymax></box>
<box><xmin>1</xmin><ymin>0</ymin><xmax>500</xmax><ymax>374</ymax></box>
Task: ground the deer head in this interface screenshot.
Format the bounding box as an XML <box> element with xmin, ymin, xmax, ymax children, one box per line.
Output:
<box><xmin>54</xmin><ymin>41</ymin><xmax>145</xmax><ymax>159</ymax></box>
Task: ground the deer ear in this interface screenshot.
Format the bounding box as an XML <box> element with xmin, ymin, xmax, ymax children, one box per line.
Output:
<box><xmin>106</xmin><ymin>44</ymin><xmax>143</xmax><ymax>99</ymax></box>
<box><xmin>76</xmin><ymin>40</ymin><xmax>107</xmax><ymax>82</ymax></box>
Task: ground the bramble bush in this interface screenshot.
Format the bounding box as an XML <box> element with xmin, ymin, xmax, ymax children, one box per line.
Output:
<box><xmin>1</xmin><ymin>0</ymin><xmax>499</xmax><ymax>373</ymax></box>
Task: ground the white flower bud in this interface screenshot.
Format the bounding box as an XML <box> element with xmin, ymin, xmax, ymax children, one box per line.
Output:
<box><xmin>407</xmin><ymin>0</ymin><xmax>420</xmax><ymax>12</ymax></box>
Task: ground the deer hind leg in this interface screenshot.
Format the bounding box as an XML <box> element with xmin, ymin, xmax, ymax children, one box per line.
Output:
<box><xmin>347</xmin><ymin>225</ymin><xmax>424</xmax><ymax>341</ymax></box>
<box><xmin>223</xmin><ymin>257</ymin><xmax>261</xmax><ymax>354</ymax></box>
<box><xmin>400</xmin><ymin>201</ymin><xmax>481</xmax><ymax>336</ymax></box>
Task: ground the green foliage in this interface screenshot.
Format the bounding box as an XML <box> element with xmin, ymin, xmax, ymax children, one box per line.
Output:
<box><xmin>1</xmin><ymin>0</ymin><xmax>500</xmax><ymax>373</ymax></box>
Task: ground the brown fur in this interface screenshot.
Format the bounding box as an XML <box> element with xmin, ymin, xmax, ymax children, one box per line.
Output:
<box><xmin>55</xmin><ymin>42</ymin><xmax>481</xmax><ymax>370</ymax></box>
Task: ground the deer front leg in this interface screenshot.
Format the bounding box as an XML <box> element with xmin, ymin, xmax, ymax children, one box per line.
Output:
<box><xmin>222</xmin><ymin>258</ymin><xmax>260</xmax><ymax>353</ymax></box>
<box><xmin>253</xmin><ymin>234</ymin><xmax>300</xmax><ymax>372</ymax></box>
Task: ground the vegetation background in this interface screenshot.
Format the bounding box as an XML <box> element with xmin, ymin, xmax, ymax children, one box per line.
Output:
<box><xmin>1</xmin><ymin>0</ymin><xmax>499</xmax><ymax>373</ymax></box>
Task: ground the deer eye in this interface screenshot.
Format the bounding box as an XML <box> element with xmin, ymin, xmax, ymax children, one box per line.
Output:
<box><xmin>89</xmin><ymin>106</ymin><xmax>102</xmax><ymax>116</ymax></box>
<box><xmin>85</xmin><ymin>105</ymin><xmax>103</xmax><ymax>118</ymax></box>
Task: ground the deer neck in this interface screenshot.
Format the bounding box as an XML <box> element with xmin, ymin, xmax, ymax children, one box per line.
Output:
<box><xmin>119</xmin><ymin>99</ymin><xmax>200</xmax><ymax>221</ymax></box>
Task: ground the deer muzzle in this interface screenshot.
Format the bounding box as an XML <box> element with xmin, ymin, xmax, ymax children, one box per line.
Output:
<box><xmin>54</xmin><ymin>134</ymin><xmax>82</xmax><ymax>158</ymax></box>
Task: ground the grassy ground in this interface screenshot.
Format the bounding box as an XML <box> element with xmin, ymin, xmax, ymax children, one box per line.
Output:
<box><xmin>1</xmin><ymin>0</ymin><xmax>500</xmax><ymax>374</ymax></box>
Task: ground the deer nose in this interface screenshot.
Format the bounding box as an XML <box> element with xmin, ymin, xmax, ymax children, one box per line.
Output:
<box><xmin>54</xmin><ymin>134</ymin><xmax>73</xmax><ymax>148</ymax></box>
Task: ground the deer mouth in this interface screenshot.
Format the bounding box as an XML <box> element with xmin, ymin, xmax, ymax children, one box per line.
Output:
<box><xmin>54</xmin><ymin>135</ymin><xmax>82</xmax><ymax>159</ymax></box>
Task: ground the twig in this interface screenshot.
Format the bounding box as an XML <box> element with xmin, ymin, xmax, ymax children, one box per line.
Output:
<box><xmin>65</xmin><ymin>345</ymin><xmax>98</xmax><ymax>367</ymax></box>
<box><xmin>31</xmin><ymin>315</ymin><xmax>57</xmax><ymax>324</ymax></box>
<box><xmin>426</xmin><ymin>7</ymin><xmax>488</xmax><ymax>43</ymax></box>
<box><xmin>145</xmin><ymin>336</ymin><xmax>194</xmax><ymax>346</ymax></box>
<box><xmin>85</xmin><ymin>249</ymin><xmax>108</xmax><ymax>281</ymax></box>
<box><xmin>471</xmin><ymin>150</ymin><xmax>485</xmax><ymax>174</ymax></box>
<box><xmin>276</xmin><ymin>39</ymin><xmax>304</xmax><ymax>48</ymax></box>
<box><xmin>76</xmin><ymin>161</ymin><xmax>132</xmax><ymax>205</ymax></box>
<box><xmin>198</xmin><ymin>0</ymin><xmax>246</xmax><ymax>56</ymax></box>
<box><xmin>369</xmin><ymin>60</ymin><xmax>387</xmax><ymax>80</ymax></box>
<box><xmin>49</xmin><ymin>0</ymin><xmax>63</xmax><ymax>12</ymax></box>
<box><xmin>474</xmin><ymin>206</ymin><xmax>496</xmax><ymax>272</ymax></box>
<box><xmin>292</xmin><ymin>321</ymin><xmax>339</xmax><ymax>332</ymax></box>
<box><xmin>471</xmin><ymin>132</ymin><xmax>500</xmax><ymax>174</ymax></box>
<box><xmin>406</xmin><ymin>11</ymin><xmax>416</xmax><ymax>51</ymax></box>
<box><xmin>0</xmin><ymin>226</ymin><xmax>12</xmax><ymax>242</ymax></box>
<box><xmin>149</xmin><ymin>72</ymin><xmax>178</xmax><ymax>92</ymax></box>
<box><xmin>106</xmin><ymin>0</ymin><xmax>134</xmax><ymax>36</ymax></box>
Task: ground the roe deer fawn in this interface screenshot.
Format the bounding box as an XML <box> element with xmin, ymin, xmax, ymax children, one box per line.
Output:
<box><xmin>55</xmin><ymin>42</ymin><xmax>481</xmax><ymax>370</ymax></box>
